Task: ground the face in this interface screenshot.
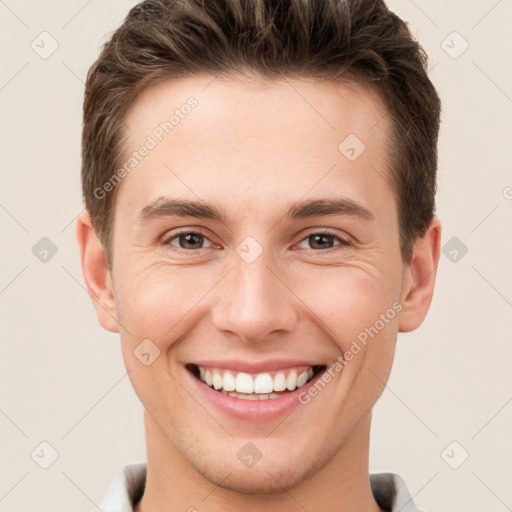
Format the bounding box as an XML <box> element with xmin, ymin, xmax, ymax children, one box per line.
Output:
<box><xmin>79</xmin><ymin>74</ymin><xmax>439</xmax><ymax>493</ymax></box>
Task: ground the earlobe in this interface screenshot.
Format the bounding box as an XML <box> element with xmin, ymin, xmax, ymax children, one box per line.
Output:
<box><xmin>398</xmin><ymin>216</ymin><xmax>442</xmax><ymax>333</ymax></box>
<box><xmin>76</xmin><ymin>211</ymin><xmax>119</xmax><ymax>333</ymax></box>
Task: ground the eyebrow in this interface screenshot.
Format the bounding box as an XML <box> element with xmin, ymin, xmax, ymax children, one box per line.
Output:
<box><xmin>138</xmin><ymin>196</ymin><xmax>375</xmax><ymax>224</ymax></box>
<box><xmin>284</xmin><ymin>198</ymin><xmax>374</xmax><ymax>222</ymax></box>
<box><xmin>139</xmin><ymin>197</ymin><xmax>225</xmax><ymax>223</ymax></box>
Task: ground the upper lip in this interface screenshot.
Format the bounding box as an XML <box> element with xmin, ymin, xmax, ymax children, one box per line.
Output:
<box><xmin>188</xmin><ymin>359</ymin><xmax>324</xmax><ymax>374</ymax></box>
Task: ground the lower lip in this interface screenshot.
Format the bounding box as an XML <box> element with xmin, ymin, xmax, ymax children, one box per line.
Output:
<box><xmin>186</xmin><ymin>366</ymin><xmax>326</xmax><ymax>421</ymax></box>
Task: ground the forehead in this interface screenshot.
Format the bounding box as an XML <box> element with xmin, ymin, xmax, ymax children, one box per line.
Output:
<box><xmin>123</xmin><ymin>73</ymin><xmax>389</xmax><ymax>146</ymax></box>
<box><xmin>117</xmin><ymin>74</ymin><xmax>393</xmax><ymax>214</ymax></box>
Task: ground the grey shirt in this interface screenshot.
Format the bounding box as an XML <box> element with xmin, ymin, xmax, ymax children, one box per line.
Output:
<box><xmin>93</xmin><ymin>462</ymin><xmax>424</xmax><ymax>512</ymax></box>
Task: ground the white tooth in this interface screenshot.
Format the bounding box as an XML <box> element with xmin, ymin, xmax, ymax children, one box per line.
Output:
<box><xmin>199</xmin><ymin>367</ymin><xmax>205</xmax><ymax>380</ymax></box>
<box><xmin>222</xmin><ymin>371</ymin><xmax>236</xmax><ymax>391</ymax></box>
<box><xmin>286</xmin><ymin>370</ymin><xmax>297</xmax><ymax>391</ymax></box>
<box><xmin>269</xmin><ymin>392</ymin><xmax>279</xmax><ymax>399</ymax></box>
<box><xmin>236</xmin><ymin>393</ymin><xmax>258</xmax><ymax>400</ymax></box>
<box><xmin>273</xmin><ymin>372</ymin><xmax>287</xmax><ymax>392</ymax></box>
<box><xmin>308</xmin><ymin>368</ymin><xmax>314</xmax><ymax>379</ymax></box>
<box><xmin>254</xmin><ymin>373</ymin><xmax>274</xmax><ymax>394</ymax></box>
<box><xmin>205</xmin><ymin>370</ymin><xmax>213</xmax><ymax>386</ymax></box>
<box><xmin>258</xmin><ymin>394</ymin><xmax>269</xmax><ymax>400</ymax></box>
<box><xmin>212</xmin><ymin>371</ymin><xmax>223</xmax><ymax>390</ymax></box>
<box><xmin>296</xmin><ymin>371</ymin><xmax>308</xmax><ymax>388</ymax></box>
<box><xmin>236</xmin><ymin>372</ymin><xmax>254</xmax><ymax>393</ymax></box>
<box><xmin>228</xmin><ymin>392</ymin><xmax>238</xmax><ymax>397</ymax></box>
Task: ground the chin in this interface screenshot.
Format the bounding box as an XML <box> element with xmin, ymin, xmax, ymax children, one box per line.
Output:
<box><xmin>199</xmin><ymin>463</ymin><xmax>307</xmax><ymax>494</ymax></box>
<box><xmin>183</xmin><ymin>439</ymin><xmax>328</xmax><ymax>495</ymax></box>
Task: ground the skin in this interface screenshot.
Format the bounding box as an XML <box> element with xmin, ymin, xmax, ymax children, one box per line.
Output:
<box><xmin>77</xmin><ymin>74</ymin><xmax>441</xmax><ymax>512</ymax></box>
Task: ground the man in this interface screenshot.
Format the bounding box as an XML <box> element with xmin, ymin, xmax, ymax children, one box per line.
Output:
<box><xmin>77</xmin><ymin>0</ymin><xmax>441</xmax><ymax>510</ymax></box>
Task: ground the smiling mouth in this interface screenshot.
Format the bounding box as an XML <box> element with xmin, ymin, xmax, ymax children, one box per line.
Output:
<box><xmin>186</xmin><ymin>363</ymin><xmax>327</xmax><ymax>400</ymax></box>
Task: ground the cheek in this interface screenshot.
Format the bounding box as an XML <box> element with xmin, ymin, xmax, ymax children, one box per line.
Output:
<box><xmin>290</xmin><ymin>264</ymin><xmax>400</xmax><ymax>393</ymax></box>
<box><xmin>290</xmin><ymin>265</ymin><xmax>397</xmax><ymax>347</ymax></box>
<box><xmin>114</xmin><ymin>264</ymin><xmax>215</xmax><ymax>349</ymax></box>
<box><xmin>114</xmin><ymin>266</ymin><xmax>208</xmax><ymax>413</ymax></box>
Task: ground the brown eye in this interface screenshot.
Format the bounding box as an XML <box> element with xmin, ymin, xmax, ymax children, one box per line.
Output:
<box><xmin>297</xmin><ymin>230</ymin><xmax>352</xmax><ymax>251</ymax></box>
<box><xmin>178</xmin><ymin>233</ymin><xmax>204</xmax><ymax>249</ymax></box>
<box><xmin>308</xmin><ymin>233</ymin><xmax>336</xmax><ymax>250</ymax></box>
<box><xmin>165</xmin><ymin>231</ymin><xmax>214</xmax><ymax>250</ymax></box>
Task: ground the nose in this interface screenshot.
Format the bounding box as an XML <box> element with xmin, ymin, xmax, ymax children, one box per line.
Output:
<box><xmin>210</xmin><ymin>248</ymin><xmax>299</xmax><ymax>344</ymax></box>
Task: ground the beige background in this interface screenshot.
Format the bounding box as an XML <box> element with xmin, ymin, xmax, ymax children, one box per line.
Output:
<box><xmin>1</xmin><ymin>1</ymin><xmax>511</xmax><ymax>510</ymax></box>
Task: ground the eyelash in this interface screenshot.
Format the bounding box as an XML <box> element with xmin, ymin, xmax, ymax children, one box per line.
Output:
<box><xmin>162</xmin><ymin>228</ymin><xmax>353</xmax><ymax>252</ymax></box>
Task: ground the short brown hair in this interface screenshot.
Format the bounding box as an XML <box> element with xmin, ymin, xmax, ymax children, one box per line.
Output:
<box><xmin>81</xmin><ymin>0</ymin><xmax>441</xmax><ymax>267</ymax></box>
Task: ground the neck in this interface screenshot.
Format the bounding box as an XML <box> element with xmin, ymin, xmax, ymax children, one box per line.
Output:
<box><xmin>135</xmin><ymin>410</ymin><xmax>382</xmax><ymax>512</ymax></box>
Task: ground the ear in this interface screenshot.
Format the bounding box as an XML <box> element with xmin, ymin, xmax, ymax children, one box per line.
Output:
<box><xmin>398</xmin><ymin>216</ymin><xmax>442</xmax><ymax>333</ymax></box>
<box><xmin>76</xmin><ymin>210</ymin><xmax>119</xmax><ymax>333</ymax></box>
